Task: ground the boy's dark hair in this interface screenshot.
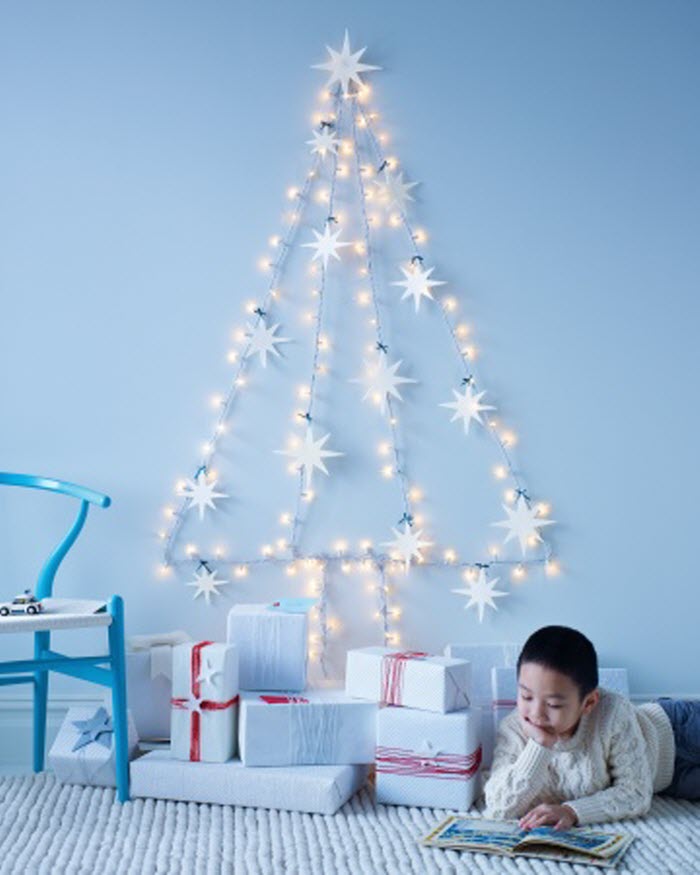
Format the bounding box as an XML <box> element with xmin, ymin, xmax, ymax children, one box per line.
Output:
<box><xmin>517</xmin><ymin>625</ymin><xmax>599</xmax><ymax>698</ymax></box>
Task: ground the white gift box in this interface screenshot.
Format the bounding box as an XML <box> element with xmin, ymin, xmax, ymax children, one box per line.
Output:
<box><xmin>227</xmin><ymin>604</ymin><xmax>307</xmax><ymax>692</ymax></box>
<box><xmin>49</xmin><ymin>706</ymin><xmax>138</xmax><ymax>788</ymax></box>
<box><xmin>131</xmin><ymin>750</ymin><xmax>369</xmax><ymax>815</ymax></box>
<box><xmin>126</xmin><ymin>631</ymin><xmax>190</xmax><ymax>741</ymax></box>
<box><xmin>375</xmin><ymin>706</ymin><xmax>481</xmax><ymax>810</ymax></box>
<box><xmin>171</xmin><ymin>641</ymin><xmax>239</xmax><ymax>762</ymax></box>
<box><xmin>345</xmin><ymin>647</ymin><xmax>470</xmax><ymax>713</ymax></box>
<box><xmin>239</xmin><ymin>689</ymin><xmax>376</xmax><ymax>766</ymax></box>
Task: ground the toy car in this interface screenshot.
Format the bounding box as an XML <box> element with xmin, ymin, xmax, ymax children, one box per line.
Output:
<box><xmin>0</xmin><ymin>591</ymin><xmax>44</xmax><ymax>616</ymax></box>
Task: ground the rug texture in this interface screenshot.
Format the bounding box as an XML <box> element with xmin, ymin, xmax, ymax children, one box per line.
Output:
<box><xmin>1</xmin><ymin>773</ymin><xmax>699</xmax><ymax>874</ymax></box>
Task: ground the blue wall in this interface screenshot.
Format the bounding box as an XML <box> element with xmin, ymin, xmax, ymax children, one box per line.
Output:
<box><xmin>1</xmin><ymin>1</ymin><xmax>698</xmax><ymax>694</ymax></box>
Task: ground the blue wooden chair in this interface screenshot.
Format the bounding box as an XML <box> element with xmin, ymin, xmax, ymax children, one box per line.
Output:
<box><xmin>0</xmin><ymin>473</ymin><xmax>129</xmax><ymax>801</ymax></box>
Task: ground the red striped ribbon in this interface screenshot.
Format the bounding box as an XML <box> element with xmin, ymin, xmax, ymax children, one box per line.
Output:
<box><xmin>380</xmin><ymin>651</ymin><xmax>429</xmax><ymax>705</ymax></box>
<box><xmin>259</xmin><ymin>695</ymin><xmax>310</xmax><ymax>704</ymax></box>
<box><xmin>375</xmin><ymin>744</ymin><xmax>482</xmax><ymax>780</ymax></box>
<box><xmin>170</xmin><ymin>641</ymin><xmax>239</xmax><ymax>761</ymax></box>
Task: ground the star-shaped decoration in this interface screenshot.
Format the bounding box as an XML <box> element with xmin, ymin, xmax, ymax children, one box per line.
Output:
<box><xmin>374</xmin><ymin>169</ymin><xmax>419</xmax><ymax>214</ymax></box>
<box><xmin>301</xmin><ymin>224</ymin><xmax>352</xmax><ymax>271</ymax></box>
<box><xmin>492</xmin><ymin>495</ymin><xmax>555</xmax><ymax>555</ymax></box>
<box><xmin>197</xmin><ymin>654</ymin><xmax>222</xmax><ymax>689</ymax></box>
<box><xmin>244</xmin><ymin>319</ymin><xmax>291</xmax><ymax>368</ymax></box>
<box><xmin>312</xmin><ymin>30</ymin><xmax>381</xmax><ymax>96</ymax></box>
<box><xmin>392</xmin><ymin>264</ymin><xmax>445</xmax><ymax>313</ymax></box>
<box><xmin>307</xmin><ymin>127</ymin><xmax>340</xmax><ymax>160</ymax></box>
<box><xmin>72</xmin><ymin>707</ymin><xmax>113</xmax><ymax>752</ymax></box>
<box><xmin>381</xmin><ymin>522</ymin><xmax>432</xmax><ymax>571</ymax></box>
<box><xmin>275</xmin><ymin>427</ymin><xmax>344</xmax><ymax>492</ymax></box>
<box><xmin>351</xmin><ymin>354</ymin><xmax>417</xmax><ymax>416</ymax></box>
<box><xmin>440</xmin><ymin>385</ymin><xmax>496</xmax><ymax>435</ymax></box>
<box><xmin>452</xmin><ymin>568</ymin><xmax>508</xmax><ymax>623</ymax></box>
<box><xmin>181</xmin><ymin>473</ymin><xmax>227</xmax><ymax>521</ymax></box>
<box><xmin>186</xmin><ymin>566</ymin><xmax>230</xmax><ymax>605</ymax></box>
<box><xmin>416</xmin><ymin>738</ymin><xmax>441</xmax><ymax>766</ymax></box>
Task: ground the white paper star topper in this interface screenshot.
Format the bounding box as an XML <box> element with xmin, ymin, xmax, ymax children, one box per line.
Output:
<box><xmin>492</xmin><ymin>495</ymin><xmax>555</xmax><ymax>555</ymax></box>
<box><xmin>452</xmin><ymin>568</ymin><xmax>508</xmax><ymax>623</ymax></box>
<box><xmin>374</xmin><ymin>169</ymin><xmax>419</xmax><ymax>214</ymax></box>
<box><xmin>392</xmin><ymin>264</ymin><xmax>446</xmax><ymax>313</ymax></box>
<box><xmin>244</xmin><ymin>319</ymin><xmax>291</xmax><ymax>368</ymax></box>
<box><xmin>196</xmin><ymin>654</ymin><xmax>222</xmax><ymax>689</ymax></box>
<box><xmin>275</xmin><ymin>427</ymin><xmax>344</xmax><ymax>492</ymax></box>
<box><xmin>312</xmin><ymin>30</ymin><xmax>381</xmax><ymax>95</ymax></box>
<box><xmin>186</xmin><ymin>566</ymin><xmax>230</xmax><ymax>605</ymax></box>
<box><xmin>306</xmin><ymin>127</ymin><xmax>340</xmax><ymax>160</ymax></box>
<box><xmin>381</xmin><ymin>522</ymin><xmax>432</xmax><ymax>571</ymax></box>
<box><xmin>440</xmin><ymin>384</ymin><xmax>496</xmax><ymax>435</ymax></box>
<box><xmin>351</xmin><ymin>354</ymin><xmax>417</xmax><ymax>415</ymax></box>
<box><xmin>301</xmin><ymin>224</ymin><xmax>352</xmax><ymax>271</ymax></box>
<box><xmin>181</xmin><ymin>473</ymin><xmax>228</xmax><ymax>521</ymax></box>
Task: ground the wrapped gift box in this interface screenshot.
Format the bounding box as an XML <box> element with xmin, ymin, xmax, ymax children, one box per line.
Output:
<box><xmin>126</xmin><ymin>631</ymin><xmax>190</xmax><ymax>741</ymax></box>
<box><xmin>227</xmin><ymin>603</ymin><xmax>307</xmax><ymax>692</ymax></box>
<box><xmin>345</xmin><ymin>647</ymin><xmax>470</xmax><ymax>713</ymax></box>
<box><xmin>375</xmin><ymin>706</ymin><xmax>481</xmax><ymax>810</ymax></box>
<box><xmin>131</xmin><ymin>750</ymin><xmax>369</xmax><ymax>815</ymax></box>
<box><xmin>49</xmin><ymin>706</ymin><xmax>138</xmax><ymax>788</ymax></box>
<box><xmin>171</xmin><ymin>641</ymin><xmax>239</xmax><ymax>762</ymax></box>
<box><xmin>239</xmin><ymin>689</ymin><xmax>376</xmax><ymax>766</ymax></box>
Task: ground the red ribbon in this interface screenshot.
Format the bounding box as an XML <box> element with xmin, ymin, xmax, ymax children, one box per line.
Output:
<box><xmin>170</xmin><ymin>641</ymin><xmax>239</xmax><ymax>761</ymax></box>
<box><xmin>380</xmin><ymin>651</ymin><xmax>429</xmax><ymax>706</ymax></box>
<box><xmin>375</xmin><ymin>744</ymin><xmax>482</xmax><ymax>780</ymax></box>
<box><xmin>259</xmin><ymin>695</ymin><xmax>309</xmax><ymax>704</ymax></box>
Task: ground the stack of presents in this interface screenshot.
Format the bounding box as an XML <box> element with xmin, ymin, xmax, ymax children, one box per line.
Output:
<box><xmin>48</xmin><ymin>603</ymin><xmax>630</xmax><ymax>815</ymax></box>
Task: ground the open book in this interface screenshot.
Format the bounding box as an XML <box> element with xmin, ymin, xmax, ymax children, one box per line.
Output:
<box><xmin>420</xmin><ymin>817</ymin><xmax>633</xmax><ymax>868</ymax></box>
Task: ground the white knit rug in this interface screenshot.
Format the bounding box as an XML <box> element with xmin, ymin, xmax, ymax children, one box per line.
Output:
<box><xmin>1</xmin><ymin>774</ymin><xmax>699</xmax><ymax>874</ymax></box>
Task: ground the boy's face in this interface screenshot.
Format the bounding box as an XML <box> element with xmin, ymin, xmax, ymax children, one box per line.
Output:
<box><xmin>517</xmin><ymin>661</ymin><xmax>599</xmax><ymax>739</ymax></box>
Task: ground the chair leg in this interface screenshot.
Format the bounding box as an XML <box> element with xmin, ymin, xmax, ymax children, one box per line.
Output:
<box><xmin>108</xmin><ymin>595</ymin><xmax>130</xmax><ymax>802</ymax></box>
<box><xmin>33</xmin><ymin>630</ymin><xmax>50</xmax><ymax>772</ymax></box>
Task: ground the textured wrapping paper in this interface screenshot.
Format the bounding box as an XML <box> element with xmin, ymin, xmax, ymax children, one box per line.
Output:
<box><xmin>375</xmin><ymin>706</ymin><xmax>481</xmax><ymax>810</ymax></box>
<box><xmin>345</xmin><ymin>647</ymin><xmax>470</xmax><ymax>713</ymax></box>
<box><xmin>239</xmin><ymin>690</ymin><xmax>377</xmax><ymax>766</ymax></box>
<box><xmin>171</xmin><ymin>641</ymin><xmax>239</xmax><ymax>762</ymax></box>
<box><xmin>227</xmin><ymin>604</ymin><xmax>307</xmax><ymax>692</ymax></box>
<box><xmin>48</xmin><ymin>707</ymin><xmax>139</xmax><ymax>788</ymax></box>
<box><xmin>131</xmin><ymin>750</ymin><xmax>369</xmax><ymax>815</ymax></box>
<box><xmin>126</xmin><ymin>651</ymin><xmax>173</xmax><ymax>741</ymax></box>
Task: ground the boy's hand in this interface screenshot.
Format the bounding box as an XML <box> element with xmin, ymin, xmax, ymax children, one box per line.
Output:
<box><xmin>519</xmin><ymin>716</ymin><xmax>558</xmax><ymax>748</ymax></box>
<box><xmin>519</xmin><ymin>803</ymin><xmax>578</xmax><ymax>831</ymax></box>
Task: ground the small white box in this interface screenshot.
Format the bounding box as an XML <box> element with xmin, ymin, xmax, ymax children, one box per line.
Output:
<box><xmin>227</xmin><ymin>604</ymin><xmax>307</xmax><ymax>691</ymax></box>
<box><xmin>126</xmin><ymin>651</ymin><xmax>172</xmax><ymax>741</ymax></box>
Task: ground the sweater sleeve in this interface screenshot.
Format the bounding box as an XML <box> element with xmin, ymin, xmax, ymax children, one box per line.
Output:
<box><xmin>563</xmin><ymin>703</ymin><xmax>654</xmax><ymax>825</ymax></box>
<box><xmin>483</xmin><ymin>715</ymin><xmax>554</xmax><ymax>819</ymax></box>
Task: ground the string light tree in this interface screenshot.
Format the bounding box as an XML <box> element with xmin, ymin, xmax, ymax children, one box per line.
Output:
<box><xmin>157</xmin><ymin>31</ymin><xmax>558</xmax><ymax>679</ymax></box>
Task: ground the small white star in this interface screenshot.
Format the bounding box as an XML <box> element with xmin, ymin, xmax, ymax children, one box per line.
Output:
<box><xmin>196</xmin><ymin>654</ymin><xmax>222</xmax><ymax>689</ymax></box>
<box><xmin>381</xmin><ymin>522</ymin><xmax>432</xmax><ymax>571</ymax></box>
<box><xmin>312</xmin><ymin>30</ymin><xmax>381</xmax><ymax>95</ymax></box>
<box><xmin>452</xmin><ymin>568</ymin><xmax>508</xmax><ymax>623</ymax></box>
<box><xmin>492</xmin><ymin>495</ymin><xmax>555</xmax><ymax>555</ymax></box>
<box><xmin>186</xmin><ymin>566</ymin><xmax>230</xmax><ymax>605</ymax></box>
<box><xmin>306</xmin><ymin>127</ymin><xmax>340</xmax><ymax>159</ymax></box>
<box><xmin>301</xmin><ymin>224</ymin><xmax>352</xmax><ymax>271</ymax></box>
<box><xmin>275</xmin><ymin>427</ymin><xmax>344</xmax><ymax>492</ymax></box>
<box><xmin>416</xmin><ymin>738</ymin><xmax>441</xmax><ymax>765</ymax></box>
<box><xmin>244</xmin><ymin>319</ymin><xmax>291</xmax><ymax>368</ymax></box>
<box><xmin>351</xmin><ymin>354</ymin><xmax>417</xmax><ymax>416</ymax></box>
<box><xmin>440</xmin><ymin>385</ymin><xmax>496</xmax><ymax>435</ymax></box>
<box><xmin>180</xmin><ymin>473</ymin><xmax>227</xmax><ymax>521</ymax></box>
<box><xmin>374</xmin><ymin>169</ymin><xmax>419</xmax><ymax>214</ymax></box>
<box><xmin>392</xmin><ymin>264</ymin><xmax>445</xmax><ymax>313</ymax></box>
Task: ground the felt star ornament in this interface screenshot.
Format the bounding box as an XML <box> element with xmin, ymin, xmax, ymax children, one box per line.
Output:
<box><xmin>196</xmin><ymin>654</ymin><xmax>222</xmax><ymax>689</ymax></box>
<box><xmin>452</xmin><ymin>568</ymin><xmax>507</xmax><ymax>623</ymax></box>
<box><xmin>382</xmin><ymin>522</ymin><xmax>432</xmax><ymax>571</ymax></box>
<box><xmin>181</xmin><ymin>473</ymin><xmax>228</xmax><ymax>521</ymax></box>
<box><xmin>301</xmin><ymin>225</ymin><xmax>352</xmax><ymax>271</ymax></box>
<box><xmin>392</xmin><ymin>264</ymin><xmax>445</xmax><ymax>313</ymax></box>
<box><xmin>72</xmin><ymin>707</ymin><xmax>113</xmax><ymax>752</ymax></box>
<box><xmin>275</xmin><ymin>427</ymin><xmax>344</xmax><ymax>492</ymax></box>
<box><xmin>492</xmin><ymin>495</ymin><xmax>555</xmax><ymax>555</ymax></box>
<box><xmin>244</xmin><ymin>319</ymin><xmax>291</xmax><ymax>368</ymax></box>
<box><xmin>351</xmin><ymin>354</ymin><xmax>417</xmax><ymax>415</ymax></box>
<box><xmin>440</xmin><ymin>385</ymin><xmax>496</xmax><ymax>435</ymax></box>
<box><xmin>374</xmin><ymin>169</ymin><xmax>419</xmax><ymax>214</ymax></box>
<box><xmin>186</xmin><ymin>566</ymin><xmax>230</xmax><ymax>605</ymax></box>
<box><xmin>307</xmin><ymin>127</ymin><xmax>340</xmax><ymax>160</ymax></box>
<box><xmin>312</xmin><ymin>30</ymin><xmax>381</xmax><ymax>95</ymax></box>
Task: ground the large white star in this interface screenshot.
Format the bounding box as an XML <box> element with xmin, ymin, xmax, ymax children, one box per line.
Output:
<box><xmin>312</xmin><ymin>30</ymin><xmax>381</xmax><ymax>95</ymax></box>
<box><xmin>301</xmin><ymin>225</ymin><xmax>352</xmax><ymax>270</ymax></box>
<box><xmin>381</xmin><ymin>522</ymin><xmax>432</xmax><ymax>571</ymax></box>
<box><xmin>351</xmin><ymin>354</ymin><xmax>417</xmax><ymax>415</ymax></box>
<box><xmin>244</xmin><ymin>319</ymin><xmax>291</xmax><ymax>368</ymax></box>
<box><xmin>440</xmin><ymin>385</ymin><xmax>496</xmax><ymax>435</ymax></box>
<box><xmin>180</xmin><ymin>473</ymin><xmax>228</xmax><ymax>521</ymax></box>
<box><xmin>492</xmin><ymin>495</ymin><xmax>555</xmax><ymax>555</ymax></box>
<box><xmin>452</xmin><ymin>568</ymin><xmax>507</xmax><ymax>623</ymax></box>
<box><xmin>392</xmin><ymin>264</ymin><xmax>445</xmax><ymax>313</ymax></box>
<box><xmin>186</xmin><ymin>566</ymin><xmax>230</xmax><ymax>605</ymax></box>
<box><xmin>306</xmin><ymin>127</ymin><xmax>340</xmax><ymax>160</ymax></box>
<box><xmin>374</xmin><ymin>169</ymin><xmax>419</xmax><ymax>214</ymax></box>
<box><xmin>275</xmin><ymin>427</ymin><xmax>344</xmax><ymax>492</ymax></box>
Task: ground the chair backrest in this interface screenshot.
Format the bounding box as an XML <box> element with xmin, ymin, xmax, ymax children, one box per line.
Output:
<box><xmin>0</xmin><ymin>473</ymin><xmax>111</xmax><ymax>599</ymax></box>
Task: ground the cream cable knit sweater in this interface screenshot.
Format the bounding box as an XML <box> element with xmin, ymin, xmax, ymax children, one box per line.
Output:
<box><xmin>483</xmin><ymin>690</ymin><xmax>676</xmax><ymax>825</ymax></box>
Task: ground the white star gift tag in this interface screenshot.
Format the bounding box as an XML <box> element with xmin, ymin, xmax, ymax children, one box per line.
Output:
<box><xmin>181</xmin><ymin>473</ymin><xmax>228</xmax><ymax>521</ymax></box>
<box><xmin>312</xmin><ymin>30</ymin><xmax>381</xmax><ymax>96</ymax></box>
<box><xmin>392</xmin><ymin>263</ymin><xmax>445</xmax><ymax>313</ymax></box>
<box><xmin>440</xmin><ymin>384</ymin><xmax>496</xmax><ymax>435</ymax></box>
<box><xmin>197</xmin><ymin>654</ymin><xmax>222</xmax><ymax>690</ymax></box>
<box><xmin>301</xmin><ymin>224</ymin><xmax>352</xmax><ymax>271</ymax></box>
<box><xmin>452</xmin><ymin>568</ymin><xmax>507</xmax><ymax>623</ymax></box>
<box><xmin>186</xmin><ymin>566</ymin><xmax>230</xmax><ymax>605</ymax></box>
<box><xmin>244</xmin><ymin>319</ymin><xmax>291</xmax><ymax>368</ymax></box>
<box><xmin>492</xmin><ymin>495</ymin><xmax>555</xmax><ymax>555</ymax></box>
<box><xmin>275</xmin><ymin>427</ymin><xmax>344</xmax><ymax>492</ymax></box>
<box><xmin>416</xmin><ymin>738</ymin><xmax>441</xmax><ymax>766</ymax></box>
